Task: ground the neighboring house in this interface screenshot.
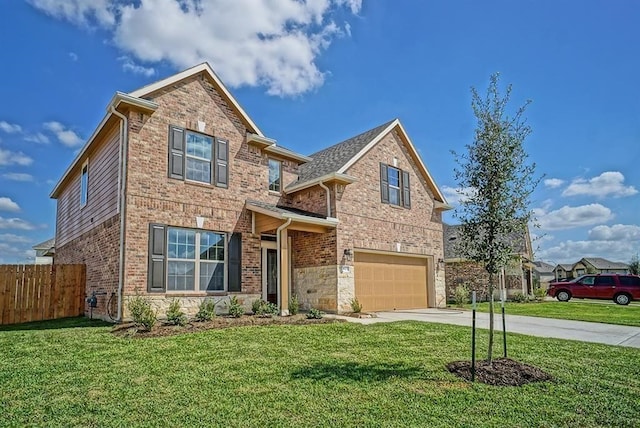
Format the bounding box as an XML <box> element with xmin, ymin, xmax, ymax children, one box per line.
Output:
<box><xmin>532</xmin><ymin>261</ymin><xmax>555</xmax><ymax>289</ymax></box>
<box><xmin>551</xmin><ymin>258</ymin><xmax>629</xmax><ymax>281</ymax></box>
<box><xmin>32</xmin><ymin>238</ymin><xmax>55</xmax><ymax>264</ymax></box>
<box><xmin>50</xmin><ymin>63</ymin><xmax>450</xmax><ymax>320</ymax></box>
<box><xmin>443</xmin><ymin>224</ymin><xmax>534</xmax><ymax>301</ymax></box>
<box><xmin>553</xmin><ymin>264</ymin><xmax>574</xmax><ymax>281</ymax></box>
<box><xmin>580</xmin><ymin>257</ymin><xmax>629</xmax><ymax>274</ymax></box>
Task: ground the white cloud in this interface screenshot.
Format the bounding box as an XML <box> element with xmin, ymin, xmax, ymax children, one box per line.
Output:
<box><xmin>588</xmin><ymin>224</ymin><xmax>640</xmax><ymax>242</ymax></box>
<box><xmin>537</xmin><ymin>240</ymin><xmax>636</xmax><ymax>265</ymax></box>
<box><xmin>0</xmin><ymin>217</ymin><xmax>39</xmax><ymax>230</ymax></box>
<box><xmin>30</xmin><ymin>0</ymin><xmax>361</xmax><ymax>96</ymax></box>
<box><xmin>0</xmin><ymin>198</ymin><xmax>20</xmax><ymax>212</ymax></box>
<box><xmin>544</xmin><ymin>178</ymin><xmax>565</xmax><ymax>189</ymax></box>
<box><xmin>0</xmin><ymin>233</ymin><xmax>31</xmax><ymax>244</ymax></box>
<box><xmin>118</xmin><ymin>56</ymin><xmax>155</xmax><ymax>77</ymax></box>
<box><xmin>69</xmin><ymin>52</ymin><xmax>79</xmax><ymax>61</ymax></box>
<box><xmin>562</xmin><ymin>171</ymin><xmax>638</xmax><ymax>198</ymax></box>
<box><xmin>0</xmin><ymin>242</ymin><xmax>35</xmax><ymax>264</ymax></box>
<box><xmin>0</xmin><ymin>121</ymin><xmax>22</xmax><ymax>133</ymax></box>
<box><xmin>43</xmin><ymin>121</ymin><xmax>83</xmax><ymax>147</ymax></box>
<box><xmin>28</xmin><ymin>0</ymin><xmax>116</xmax><ymax>27</ymax></box>
<box><xmin>2</xmin><ymin>173</ymin><xmax>35</xmax><ymax>182</ymax></box>
<box><xmin>0</xmin><ymin>147</ymin><xmax>33</xmax><ymax>166</ymax></box>
<box><xmin>24</xmin><ymin>132</ymin><xmax>50</xmax><ymax>144</ymax></box>
<box><xmin>441</xmin><ymin>185</ymin><xmax>477</xmax><ymax>206</ymax></box>
<box><xmin>534</xmin><ymin>203</ymin><xmax>614</xmax><ymax>231</ymax></box>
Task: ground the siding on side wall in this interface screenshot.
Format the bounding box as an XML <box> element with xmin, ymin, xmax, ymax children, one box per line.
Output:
<box><xmin>55</xmin><ymin>121</ymin><xmax>121</xmax><ymax>247</ymax></box>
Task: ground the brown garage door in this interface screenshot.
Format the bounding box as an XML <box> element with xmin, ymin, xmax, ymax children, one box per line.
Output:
<box><xmin>354</xmin><ymin>252</ymin><xmax>428</xmax><ymax>312</ymax></box>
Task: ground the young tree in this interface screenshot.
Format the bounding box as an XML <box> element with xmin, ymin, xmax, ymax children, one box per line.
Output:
<box><xmin>452</xmin><ymin>73</ymin><xmax>540</xmax><ymax>362</ymax></box>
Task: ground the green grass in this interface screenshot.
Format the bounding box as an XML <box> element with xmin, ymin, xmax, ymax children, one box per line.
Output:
<box><xmin>1</xmin><ymin>317</ymin><xmax>640</xmax><ymax>427</ymax></box>
<box><xmin>459</xmin><ymin>301</ymin><xmax>640</xmax><ymax>327</ymax></box>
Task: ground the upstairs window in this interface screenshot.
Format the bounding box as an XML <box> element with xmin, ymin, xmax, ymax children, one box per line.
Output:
<box><xmin>80</xmin><ymin>161</ymin><xmax>89</xmax><ymax>207</ymax></box>
<box><xmin>268</xmin><ymin>158</ymin><xmax>282</xmax><ymax>193</ymax></box>
<box><xmin>380</xmin><ymin>163</ymin><xmax>411</xmax><ymax>208</ymax></box>
<box><xmin>168</xmin><ymin>125</ymin><xmax>228</xmax><ymax>188</ymax></box>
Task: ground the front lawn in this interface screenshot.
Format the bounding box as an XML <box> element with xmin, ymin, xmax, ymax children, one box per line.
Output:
<box><xmin>1</xmin><ymin>317</ymin><xmax>639</xmax><ymax>427</ymax></box>
<box><xmin>460</xmin><ymin>301</ymin><xmax>640</xmax><ymax>327</ymax></box>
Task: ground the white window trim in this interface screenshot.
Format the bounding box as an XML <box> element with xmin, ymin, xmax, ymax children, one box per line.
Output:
<box><xmin>80</xmin><ymin>159</ymin><xmax>89</xmax><ymax>208</ymax></box>
<box><xmin>268</xmin><ymin>158</ymin><xmax>282</xmax><ymax>193</ymax></box>
<box><xmin>185</xmin><ymin>130</ymin><xmax>213</xmax><ymax>185</ymax></box>
<box><xmin>166</xmin><ymin>227</ymin><xmax>227</xmax><ymax>293</ymax></box>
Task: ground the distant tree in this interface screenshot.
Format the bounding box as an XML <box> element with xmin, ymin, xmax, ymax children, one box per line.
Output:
<box><xmin>452</xmin><ymin>73</ymin><xmax>540</xmax><ymax>363</ymax></box>
<box><xmin>630</xmin><ymin>254</ymin><xmax>639</xmax><ymax>275</ymax></box>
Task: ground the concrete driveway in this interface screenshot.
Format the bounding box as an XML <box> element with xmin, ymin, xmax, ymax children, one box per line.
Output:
<box><xmin>339</xmin><ymin>309</ymin><xmax>640</xmax><ymax>348</ymax></box>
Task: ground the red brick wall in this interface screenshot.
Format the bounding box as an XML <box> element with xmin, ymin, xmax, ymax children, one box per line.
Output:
<box><xmin>336</xmin><ymin>129</ymin><xmax>444</xmax><ymax>262</ymax></box>
<box><xmin>291</xmin><ymin>229</ymin><xmax>338</xmax><ymax>268</ymax></box>
<box><xmin>54</xmin><ymin>214</ymin><xmax>120</xmax><ymax>319</ymax></box>
<box><xmin>445</xmin><ymin>260</ymin><xmax>527</xmax><ymax>302</ymax></box>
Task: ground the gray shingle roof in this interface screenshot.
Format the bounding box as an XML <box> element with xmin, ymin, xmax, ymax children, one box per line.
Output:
<box><xmin>581</xmin><ymin>257</ymin><xmax>629</xmax><ymax>270</ymax></box>
<box><xmin>533</xmin><ymin>261</ymin><xmax>555</xmax><ymax>274</ymax></box>
<box><xmin>32</xmin><ymin>238</ymin><xmax>55</xmax><ymax>250</ymax></box>
<box><xmin>246</xmin><ymin>200</ymin><xmax>328</xmax><ymax>219</ymax></box>
<box><xmin>289</xmin><ymin>119</ymin><xmax>396</xmax><ymax>189</ymax></box>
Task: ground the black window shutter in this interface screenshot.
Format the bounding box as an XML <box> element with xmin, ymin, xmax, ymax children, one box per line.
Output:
<box><xmin>168</xmin><ymin>126</ymin><xmax>184</xmax><ymax>179</ymax></box>
<box><xmin>380</xmin><ymin>163</ymin><xmax>389</xmax><ymax>203</ymax></box>
<box><xmin>215</xmin><ymin>137</ymin><xmax>229</xmax><ymax>188</ymax></box>
<box><xmin>148</xmin><ymin>223</ymin><xmax>166</xmax><ymax>293</ymax></box>
<box><xmin>228</xmin><ymin>233</ymin><xmax>242</xmax><ymax>292</ymax></box>
<box><xmin>402</xmin><ymin>170</ymin><xmax>411</xmax><ymax>208</ymax></box>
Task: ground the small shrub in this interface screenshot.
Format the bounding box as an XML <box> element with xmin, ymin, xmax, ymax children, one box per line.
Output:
<box><xmin>453</xmin><ymin>285</ymin><xmax>470</xmax><ymax>307</ymax></box>
<box><xmin>511</xmin><ymin>291</ymin><xmax>528</xmax><ymax>303</ymax></box>
<box><xmin>166</xmin><ymin>299</ymin><xmax>187</xmax><ymax>326</ymax></box>
<box><xmin>252</xmin><ymin>299</ymin><xmax>279</xmax><ymax>317</ymax></box>
<box><xmin>306</xmin><ymin>308</ymin><xmax>324</xmax><ymax>319</ymax></box>
<box><xmin>289</xmin><ymin>294</ymin><xmax>299</xmax><ymax>315</ymax></box>
<box><xmin>194</xmin><ymin>299</ymin><xmax>218</xmax><ymax>322</ymax></box>
<box><xmin>128</xmin><ymin>295</ymin><xmax>157</xmax><ymax>331</ymax></box>
<box><xmin>533</xmin><ymin>287</ymin><xmax>547</xmax><ymax>302</ymax></box>
<box><xmin>227</xmin><ymin>296</ymin><xmax>244</xmax><ymax>318</ymax></box>
<box><xmin>350</xmin><ymin>297</ymin><xmax>363</xmax><ymax>313</ymax></box>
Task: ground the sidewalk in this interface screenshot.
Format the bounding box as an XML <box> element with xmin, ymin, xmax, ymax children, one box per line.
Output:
<box><xmin>337</xmin><ymin>308</ymin><xmax>640</xmax><ymax>348</ymax></box>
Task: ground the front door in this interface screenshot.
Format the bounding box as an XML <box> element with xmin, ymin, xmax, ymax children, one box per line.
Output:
<box><xmin>262</xmin><ymin>244</ymin><xmax>278</xmax><ymax>305</ymax></box>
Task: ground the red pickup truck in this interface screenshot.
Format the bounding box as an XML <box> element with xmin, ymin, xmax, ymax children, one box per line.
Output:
<box><xmin>547</xmin><ymin>274</ymin><xmax>640</xmax><ymax>305</ymax></box>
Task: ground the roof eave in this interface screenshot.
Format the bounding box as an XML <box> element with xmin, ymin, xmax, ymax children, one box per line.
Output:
<box><xmin>264</xmin><ymin>145</ymin><xmax>312</xmax><ymax>163</ymax></box>
<box><xmin>245</xmin><ymin>203</ymin><xmax>339</xmax><ymax>228</ymax></box>
<box><xmin>284</xmin><ymin>172</ymin><xmax>357</xmax><ymax>194</ymax></box>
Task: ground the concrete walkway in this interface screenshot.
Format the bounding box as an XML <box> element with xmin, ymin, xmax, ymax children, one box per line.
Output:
<box><xmin>337</xmin><ymin>309</ymin><xmax>640</xmax><ymax>348</ymax></box>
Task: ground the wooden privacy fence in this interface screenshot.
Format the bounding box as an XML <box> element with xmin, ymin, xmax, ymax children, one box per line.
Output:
<box><xmin>0</xmin><ymin>264</ymin><xmax>86</xmax><ymax>325</ymax></box>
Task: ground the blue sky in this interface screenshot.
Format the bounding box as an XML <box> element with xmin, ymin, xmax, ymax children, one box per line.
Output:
<box><xmin>0</xmin><ymin>0</ymin><xmax>638</xmax><ymax>265</ymax></box>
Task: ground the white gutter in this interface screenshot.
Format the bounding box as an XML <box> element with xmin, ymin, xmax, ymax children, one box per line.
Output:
<box><xmin>276</xmin><ymin>218</ymin><xmax>292</xmax><ymax>316</ymax></box>
<box><xmin>110</xmin><ymin>106</ymin><xmax>128</xmax><ymax>322</ymax></box>
<box><xmin>318</xmin><ymin>182</ymin><xmax>331</xmax><ymax>218</ymax></box>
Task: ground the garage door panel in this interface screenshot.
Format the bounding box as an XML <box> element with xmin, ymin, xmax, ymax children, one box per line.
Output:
<box><xmin>354</xmin><ymin>252</ymin><xmax>428</xmax><ymax>312</ymax></box>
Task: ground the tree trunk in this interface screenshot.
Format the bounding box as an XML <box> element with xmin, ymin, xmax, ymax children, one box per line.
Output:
<box><xmin>487</xmin><ymin>271</ymin><xmax>495</xmax><ymax>363</ymax></box>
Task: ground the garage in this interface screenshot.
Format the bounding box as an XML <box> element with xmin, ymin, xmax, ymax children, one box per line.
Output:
<box><xmin>354</xmin><ymin>252</ymin><xmax>428</xmax><ymax>311</ymax></box>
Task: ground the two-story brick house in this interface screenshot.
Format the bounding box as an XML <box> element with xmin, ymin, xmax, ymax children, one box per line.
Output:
<box><xmin>51</xmin><ymin>63</ymin><xmax>449</xmax><ymax>320</ymax></box>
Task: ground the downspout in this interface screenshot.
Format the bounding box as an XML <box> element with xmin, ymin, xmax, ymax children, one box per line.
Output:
<box><xmin>110</xmin><ymin>106</ymin><xmax>128</xmax><ymax>322</ymax></box>
<box><xmin>276</xmin><ymin>218</ymin><xmax>292</xmax><ymax>315</ymax></box>
<box><xmin>318</xmin><ymin>181</ymin><xmax>331</xmax><ymax>218</ymax></box>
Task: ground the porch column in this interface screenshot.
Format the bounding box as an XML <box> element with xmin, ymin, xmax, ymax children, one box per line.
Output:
<box><xmin>280</xmin><ymin>228</ymin><xmax>289</xmax><ymax>315</ymax></box>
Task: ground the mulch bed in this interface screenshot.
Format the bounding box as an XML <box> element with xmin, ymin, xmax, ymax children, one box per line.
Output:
<box><xmin>446</xmin><ymin>358</ymin><xmax>553</xmax><ymax>386</ymax></box>
<box><xmin>111</xmin><ymin>314</ymin><xmax>344</xmax><ymax>338</ymax></box>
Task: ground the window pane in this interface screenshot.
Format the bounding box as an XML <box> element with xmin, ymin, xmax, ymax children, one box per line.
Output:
<box><xmin>186</xmin><ymin>132</ymin><xmax>212</xmax><ymax>160</ymax></box>
<box><xmin>200</xmin><ymin>232</ymin><xmax>225</xmax><ymax>261</ymax></box>
<box><xmin>168</xmin><ymin>229</ymin><xmax>196</xmax><ymax>259</ymax></box>
<box><xmin>80</xmin><ymin>165</ymin><xmax>88</xmax><ymax>205</ymax></box>
<box><xmin>186</xmin><ymin>158</ymin><xmax>211</xmax><ymax>183</ymax></box>
<box><xmin>388</xmin><ymin>167</ymin><xmax>400</xmax><ymax>187</ymax></box>
<box><xmin>389</xmin><ymin>187</ymin><xmax>400</xmax><ymax>206</ymax></box>
<box><xmin>200</xmin><ymin>262</ymin><xmax>224</xmax><ymax>291</ymax></box>
<box><xmin>269</xmin><ymin>159</ymin><xmax>281</xmax><ymax>192</ymax></box>
<box><xmin>167</xmin><ymin>261</ymin><xmax>195</xmax><ymax>291</ymax></box>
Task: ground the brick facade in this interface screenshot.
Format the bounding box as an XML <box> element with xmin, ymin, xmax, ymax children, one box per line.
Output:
<box><xmin>52</xmin><ymin>65</ymin><xmax>448</xmax><ymax>319</ymax></box>
<box><xmin>445</xmin><ymin>259</ymin><xmax>528</xmax><ymax>302</ymax></box>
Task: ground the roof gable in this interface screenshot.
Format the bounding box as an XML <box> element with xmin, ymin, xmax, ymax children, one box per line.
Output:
<box><xmin>290</xmin><ymin>119</ymin><xmax>447</xmax><ymax>203</ymax></box>
<box><xmin>129</xmin><ymin>62</ymin><xmax>263</xmax><ymax>137</ymax></box>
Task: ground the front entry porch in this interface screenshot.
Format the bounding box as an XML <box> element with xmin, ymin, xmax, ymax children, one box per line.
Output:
<box><xmin>246</xmin><ymin>200</ymin><xmax>339</xmax><ymax>315</ymax></box>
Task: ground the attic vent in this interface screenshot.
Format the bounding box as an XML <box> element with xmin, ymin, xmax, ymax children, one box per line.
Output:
<box><xmin>448</xmin><ymin>237</ymin><xmax>457</xmax><ymax>241</ymax></box>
